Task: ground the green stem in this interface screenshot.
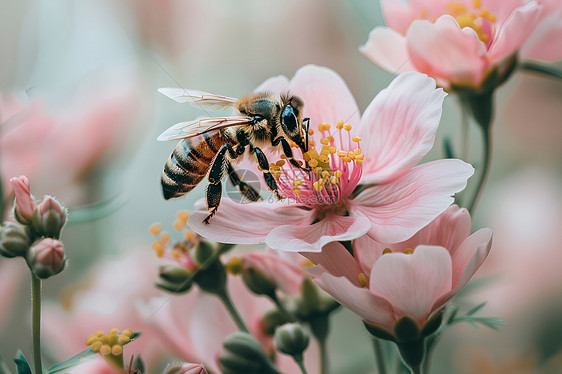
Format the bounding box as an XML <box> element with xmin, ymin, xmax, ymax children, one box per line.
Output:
<box><xmin>519</xmin><ymin>61</ymin><xmax>562</xmax><ymax>79</ymax></box>
<box><xmin>318</xmin><ymin>336</ymin><xmax>328</xmax><ymax>374</ymax></box>
<box><xmin>372</xmin><ymin>338</ymin><xmax>387</xmax><ymax>374</ymax></box>
<box><xmin>31</xmin><ymin>274</ymin><xmax>43</xmax><ymax>374</ymax></box>
<box><xmin>294</xmin><ymin>354</ymin><xmax>309</xmax><ymax>374</ymax></box>
<box><xmin>218</xmin><ymin>291</ymin><xmax>250</xmax><ymax>334</ymax></box>
<box><xmin>270</xmin><ymin>293</ymin><xmax>297</xmax><ymax>322</ymax></box>
<box><xmin>467</xmin><ymin>125</ymin><xmax>492</xmax><ymax>214</ymax></box>
<box><xmin>422</xmin><ymin>336</ymin><xmax>439</xmax><ymax>374</ymax></box>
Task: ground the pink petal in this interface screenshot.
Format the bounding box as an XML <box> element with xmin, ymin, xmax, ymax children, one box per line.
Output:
<box><xmin>288</xmin><ymin>65</ymin><xmax>360</xmax><ymax>130</ymax></box>
<box><xmin>351</xmin><ymin>159</ymin><xmax>474</xmax><ymax>243</ymax></box>
<box><xmin>369</xmin><ymin>246</ymin><xmax>452</xmax><ymax>326</ymax></box>
<box><xmin>188</xmin><ymin>198</ymin><xmax>308</xmax><ymax>245</ymax></box>
<box><xmin>359</xmin><ymin>72</ymin><xmax>446</xmax><ymax>184</ymax></box>
<box><xmin>432</xmin><ymin>228</ymin><xmax>492</xmax><ymax>310</ymax></box>
<box><xmin>406</xmin><ymin>16</ymin><xmax>489</xmax><ymax>87</ymax></box>
<box><xmin>380</xmin><ymin>0</ymin><xmax>416</xmax><ymax>34</ymax></box>
<box><xmin>360</xmin><ymin>28</ymin><xmax>415</xmax><ymax>74</ymax></box>
<box><xmin>302</xmin><ymin>242</ymin><xmax>363</xmax><ymax>286</ymax></box>
<box><xmin>254</xmin><ymin>75</ymin><xmax>290</xmax><ymax>96</ymax></box>
<box><xmin>313</xmin><ymin>272</ymin><xmax>396</xmax><ymax>331</ymax></box>
<box><xmin>353</xmin><ymin>235</ymin><xmax>388</xmax><ymax>277</ymax></box>
<box><xmin>241</xmin><ymin>251</ymin><xmax>304</xmax><ymax>295</ymax></box>
<box><xmin>489</xmin><ymin>1</ymin><xmax>543</xmax><ymax>64</ymax></box>
<box><xmin>519</xmin><ymin>8</ymin><xmax>562</xmax><ymax>61</ymax></box>
<box><xmin>265</xmin><ymin>215</ymin><xmax>371</xmax><ymax>253</ymax></box>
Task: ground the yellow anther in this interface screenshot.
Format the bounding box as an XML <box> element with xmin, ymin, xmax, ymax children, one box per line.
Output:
<box><xmin>269</xmin><ymin>163</ymin><xmax>280</xmax><ymax>171</ymax></box>
<box><xmin>308</xmin><ymin>141</ymin><xmax>315</xmax><ymax>147</ymax></box>
<box><xmin>308</xmin><ymin>129</ymin><xmax>314</xmax><ymax>135</ymax></box>
<box><xmin>330</xmin><ymin>177</ymin><xmax>340</xmax><ymax>185</ymax></box>
<box><xmin>100</xmin><ymin>345</ymin><xmax>112</xmax><ymax>356</ymax></box>
<box><xmin>326</xmin><ymin>135</ymin><xmax>334</xmax><ymax>143</ymax></box>
<box><xmin>329</xmin><ymin>147</ymin><xmax>337</xmax><ymax>154</ymax></box>
<box><xmin>173</xmin><ymin>219</ymin><xmax>184</xmax><ymax>231</ymax></box>
<box><xmin>342</xmin><ymin>157</ymin><xmax>352</xmax><ymax>163</ymax></box>
<box><xmin>334</xmin><ymin>170</ymin><xmax>343</xmax><ymax>178</ymax></box>
<box><xmin>86</xmin><ymin>335</ymin><xmax>99</xmax><ymax>346</ymax></box>
<box><xmin>320</xmin><ymin>138</ymin><xmax>330</xmax><ymax>145</ymax></box>
<box><xmin>337</xmin><ymin>151</ymin><xmax>347</xmax><ymax>157</ymax></box>
<box><xmin>172</xmin><ymin>249</ymin><xmax>180</xmax><ymax>258</ymax></box>
<box><xmin>421</xmin><ymin>9</ymin><xmax>427</xmax><ymax>18</ymax></box>
<box><xmin>336</xmin><ymin>120</ymin><xmax>344</xmax><ymax>129</ymax></box>
<box><xmin>280</xmin><ymin>154</ymin><xmax>287</xmax><ymax>159</ymax></box>
<box><xmin>343</xmin><ymin>123</ymin><xmax>352</xmax><ymax>131</ymax></box>
<box><xmin>95</xmin><ymin>331</ymin><xmax>105</xmax><ymax>337</ymax></box>
<box><xmin>276</xmin><ymin>160</ymin><xmax>286</xmax><ymax>167</ymax></box>
<box><xmin>358</xmin><ymin>273</ymin><xmax>368</xmax><ymax>287</ymax></box>
<box><xmin>149</xmin><ymin>223</ymin><xmax>161</xmax><ymax>236</ymax></box>
<box><xmin>308</xmin><ymin>149</ymin><xmax>320</xmax><ymax>159</ymax></box>
<box><xmin>318</xmin><ymin>122</ymin><xmax>331</xmax><ymax>131</ymax></box>
<box><xmin>473</xmin><ymin>0</ymin><xmax>481</xmax><ymax>8</ymax></box>
<box><xmin>118</xmin><ymin>335</ymin><xmax>130</xmax><ymax>345</ymax></box>
<box><xmin>176</xmin><ymin>211</ymin><xmax>190</xmax><ymax>221</ymax></box>
<box><xmin>185</xmin><ymin>230</ymin><xmax>196</xmax><ymax>241</ymax></box>
<box><xmin>352</xmin><ymin>136</ymin><xmax>362</xmax><ymax>142</ymax></box>
<box><xmin>321</xmin><ymin>170</ymin><xmax>331</xmax><ymax>179</ymax></box>
<box><xmin>293</xmin><ymin>187</ymin><xmax>302</xmax><ymax>195</ymax></box>
<box><xmin>226</xmin><ymin>257</ymin><xmax>243</xmax><ymax>275</ymax></box>
<box><xmin>356</xmin><ymin>159</ymin><xmax>363</xmax><ymax>166</ymax></box>
<box><xmin>300</xmin><ymin>259</ymin><xmax>315</xmax><ymax>268</ymax></box>
<box><xmin>319</xmin><ymin>155</ymin><xmax>329</xmax><ymax>163</ymax></box>
<box><xmin>403</xmin><ymin>248</ymin><xmax>414</xmax><ymax>254</ymax></box>
<box><xmin>151</xmin><ymin>241</ymin><xmax>165</xmax><ymax>257</ymax></box>
<box><xmin>111</xmin><ymin>345</ymin><xmax>123</xmax><ymax>356</ymax></box>
<box><xmin>160</xmin><ymin>233</ymin><xmax>170</xmax><ymax>242</ymax></box>
<box><xmin>382</xmin><ymin>248</ymin><xmax>392</xmax><ymax>255</ymax></box>
<box><xmin>314</xmin><ymin>167</ymin><xmax>323</xmax><ymax>175</ymax></box>
<box><xmin>292</xmin><ymin>179</ymin><xmax>304</xmax><ymax>186</ymax></box>
<box><xmin>313</xmin><ymin>181</ymin><xmax>323</xmax><ymax>191</ymax></box>
<box><xmin>302</xmin><ymin>153</ymin><xmax>311</xmax><ymax>162</ymax></box>
<box><xmin>347</xmin><ymin>151</ymin><xmax>356</xmax><ymax>159</ymax></box>
<box><xmin>355</xmin><ymin>153</ymin><xmax>364</xmax><ymax>160</ymax></box>
<box><xmin>447</xmin><ymin>2</ymin><xmax>467</xmax><ymax>15</ymax></box>
<box><xmin>308</xmin><ymin>159</ymin><xmax>318</xmax><ymax>168</ymax></box>
<box><xmin>479</xmin><ymin>8</ymin><xmax>496</xmax><ymax>22</ymax></box>
<box><xmin>109</xmin><ymin>328</ymin><xmax>119</xmax><ymax>335</ymax></box>
<box><xmin>92</xmin><ymin>341</ymin><xmax>102</xmax><ymax>352</ymax></box>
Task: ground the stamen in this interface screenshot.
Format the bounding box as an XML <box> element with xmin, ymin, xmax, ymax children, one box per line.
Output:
<box><xmin>358</xmin><ymin>273</ymin><xmax>368</xmax><ymax>287</ymax></box>
<box><xmin>225</xmin><ymin>257</ymin><xmax>243</xmax><ymax>275</ymax></box>
<box><xmin>403</xmin><ymin>248</ymin><xmax>414</xmax><ymax>254</ymax></box>
<box><xmin>149</xmin><ymin>223</ymin><xmax>161</xmax><ymax>236</ymax></box>
<box><xmin>382</xmin><ymin>248</ymin><xmax>392</xmax><ymax>255</ymax></box>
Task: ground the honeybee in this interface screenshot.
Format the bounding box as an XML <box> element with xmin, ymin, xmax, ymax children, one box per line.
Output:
<box><xmin>158</xmin><ymin>88</ymin><xmax>310</xmax><ymax>224</ymax></box>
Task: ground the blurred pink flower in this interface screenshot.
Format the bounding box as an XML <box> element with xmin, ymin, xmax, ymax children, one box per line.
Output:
<box><xmin>361</xmin><ymin>0</ymin><xmax>562</xmax><ymax>88</ymax></box>
<box><xmin>164</xmin><ymin>362</ymin><xmax>208</xmax><ymax>374</ymax></box>
<box><xmin>189</xmin><ymin>66</ymin><xmax>473</xmax><ymax>252</ymax></box>
<box><xmin>42</xmin><ymin>251</ymin><xmax>166</xmax><ymax>369</ymax></box>
<box><xmin>0</xmin><ymin>80</ymin><xmax>139</xmax><ymax>205</ymax></box>
<box><xmin>9</xmin><ymin>175</ymin><xmax>36</xmax><ymax>223</ymax></box>
<box><xmin>306</xmin><ymin>205</ymin><xmax>492</xmax><ymax>333</ymax></box>
<box><xmin>140</xmin><ymin>270</ymin><xmax>319</xmax><ymax>374</ymax></box>
<box><xmin>67</xmin><ymin>356</ymin><xmax>123</xmax><ymax>374</ymax></box>
<box><xmin>0</xmin><ymin>259</ymin><xmax>25</xmax><ymax>331</ymax></box>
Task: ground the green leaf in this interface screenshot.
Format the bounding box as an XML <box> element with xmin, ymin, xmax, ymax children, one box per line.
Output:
<box><xmin>13</xmin><ymin>352</ymin><xmax>31</xmax><ymax>374</ymax></box>
<box><xmin>66</xmin><ymin>194</ymin><xmax>128</xmax><ymax>224</ymax></box>
<box><xmin>520</xmin><ymin>61</ymin><xmax>562</xmax><ymax>80</ymax></box>
<box><xmin>466</xmin><ymin>302</ymin><xmax>487</xmax><ymax>316</ymax></box>
<box><xmin>47</xmin><ymin>332</ymin><xmax>142</xmax><ymax>373</ymax></box>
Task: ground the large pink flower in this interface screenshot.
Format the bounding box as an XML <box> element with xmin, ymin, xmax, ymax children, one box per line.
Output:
<box><xmin>188</xmin><ymin>65</ymin><xmax>473</xmax><ymax>252</ymax></box>
<box><xmin>305</xmin><ymin>205</ymin><xmax>492</xmax><ymax>334</ymax></box>
<box><xmin>361</xmin><ymin>0</ymin><xmax>562</xmax><ymax>88</ymax></box>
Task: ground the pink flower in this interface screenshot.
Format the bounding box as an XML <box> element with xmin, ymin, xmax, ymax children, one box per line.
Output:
<box><xmin>67</xmin><ymin>356</ymin><xmax>123</xmax><ymax>374</ymax></box>
<box><xmin>305</xmin><ymin>205</ymin><xmax>492</xmax><ymax>334</ymax></box>
<box><xmin>164</xmin><ymin>362</ymin><xmax>208</xmax><ymax>374</ymax></box>
<box><xmin>188</xmin><ymin>65</ymin><xmax>473</xmax><ymax>252</ymax></box>
<box><xmin>9</xmin><ymin>176</ymin><xmax>36</xmax><ymax>223</ymax></box>
<box><xmin>361</xmin><ymin>0</ymin><xmax>562</xmax><ymax>89</ymax></box>
<box><xmin>27</xmin><ymin>238</ymin><xmax>66</xmax><ymax>279</ymax></box>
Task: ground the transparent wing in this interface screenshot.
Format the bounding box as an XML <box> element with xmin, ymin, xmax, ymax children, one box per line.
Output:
<box><xmin>158</xmin><ymin>88</ymin><xmax>238</xmax><ymax>108</ymax></box>
<box><xmin>157</xmin><ymin>116</ymin><xmax>252</xmax><ymax>141</ymax></box>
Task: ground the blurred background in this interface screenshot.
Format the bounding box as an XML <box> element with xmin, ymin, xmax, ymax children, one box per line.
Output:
<box><xmin>1</xmin><ymin>1</ymin><xmax>561</xmax><ymax>373</ymax></box>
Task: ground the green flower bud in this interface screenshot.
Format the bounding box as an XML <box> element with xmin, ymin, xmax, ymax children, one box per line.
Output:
<box><xmin>242</xmin><ymin>268</ymin><xmax>276</xmax><ymax>297</ymax></box>
<box><xmin>194</xmin><ymin>259</ymin><xmax>227</xmax><ymax>296</ymax></box>
<box><xmin>274</xmin><ymin>323</ymin><xmax>310</xmax><ymax>357</ymax></box>
<box><xmin>261</xmin><ymin>309</ymin><xmax>291</xmax><ymax>336</ymax></box>
<box><xmin>193</xmin><ymin>240</ymin><xmax>215</xmax><ymax>268</ymax></box>
<box><xmin>31</xmin><ymin>196</ymin><xmax>67</xmax><ymax>239</ymax></box>
<box><xmin>0</xmin><ymin>223</ymin><xmax>31</xmax><ymax>258</ymax></box>
<box><xmin>156</xmin><ymin>265</ymin><xmax>193</xmax><ymax>294</ymax></box>
<box><xmin>219</xmin><ymin>333</ymin><xmax>281</xmax><ymax>374</ymax></box>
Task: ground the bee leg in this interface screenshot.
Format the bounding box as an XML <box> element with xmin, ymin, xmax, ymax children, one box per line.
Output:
<box><xmin>203</xmin><ymin>143</ymin><xmax>238</xmax><ymax>224</ymax></box>
<box><xmin>251</xmin><ymin>146</ymin><xmax>282</xmax><ymax>199</ymax></box>
<box><xmin>226</xmin><ymin>162</ymin><xmax>262</xmax><ymax>202</ymax></box>
<box><xmin>303</xmin><ymin>117</ymin><xmax>310</xmax><ymax>152</ymax></box>
<box><xmin>273</xmin><ymin>136</ymin><xmax>303</xmax><ymax>169</ymax></box>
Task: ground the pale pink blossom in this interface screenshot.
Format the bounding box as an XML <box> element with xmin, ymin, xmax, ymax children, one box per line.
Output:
<box><xmin>188</xmin><ymin>65</ymin><xmax>473</xmax><ymax>252</ymax></box>
<box><xmin>305</xmin><ymin>205</ymin><xmax>492</xmax><ymax>333</ymax></box>
<box><xmin>164</xmin><ymin>362</ymin><xmax>208</xmax><ymax>374</ymax></box>
<box><xmin>27</xmin><ymin>238</ymin><xmax>66</xmax><ymax>279</ymax></box>
<box><xmin>361</xmin><ymin>0</ymin><xmax>562</xmax><ymax>88</ymax></box>
<box><xmin>0</xmin><ymin>259</ymin><xmax>25</xmax><ymax>330</ymax></box>
<box><xmin>67</xmin><ymin>356</ymin><xmax>123</xmax><ymax>374</ymax></box>
<box><xmin>9</xmin><ymin>176</ymin><xmax>36</xmax><ymax>223</ymax></box>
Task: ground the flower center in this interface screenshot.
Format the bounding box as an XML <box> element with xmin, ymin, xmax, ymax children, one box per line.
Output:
<box><xmin>446</xmin><ymin>0</ymin><xmax>497</xmax><ymax>43</ymax></box>
<box><xmin>270</xmin><ymin>120</ymin><xmax>364</xmax><ymax>210</ymax></box>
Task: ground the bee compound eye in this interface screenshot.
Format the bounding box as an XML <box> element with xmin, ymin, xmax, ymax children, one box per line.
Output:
<box><xmin>281</xmin><ymin>106</ymin><xmax>298</xmax><ymax>135</ymax></box>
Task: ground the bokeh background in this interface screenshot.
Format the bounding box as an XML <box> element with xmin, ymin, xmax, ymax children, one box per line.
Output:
<box><xmin>1</xmin><ymin>1</ymin><xmax>562</xmax><ymax>373</ymax></box>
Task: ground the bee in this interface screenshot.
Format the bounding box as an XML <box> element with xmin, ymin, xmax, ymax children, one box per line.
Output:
<box><xmin>157</xmin><ymin>88</ymin><xmax>310</xmax><ymax>224</ymax></box>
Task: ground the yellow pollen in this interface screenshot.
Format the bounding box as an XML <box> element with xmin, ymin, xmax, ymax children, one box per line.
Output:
<box><xmin>321</xmin><ymin>170</ymin><xmax>331</xmax><ymax>179</ymax></box>
<box><xmin>308</xmin><ymin>141</ymin><xmax>315</xmax><ymax>147</ymax></box>
<box><xmin>355</xmin><ymin>153</ymin><xmax>364</xmax><ymax>160</ymax></box>
<box><xmin>109</xmin><ymin>328</ymin><xmax>119</xmax><ymax>335</ymax></box>
<box><xmin>343</xmin><ymin>123</ymin><xmax>352</xmax><ymax>131</ymax></box>
<box><xmin>226</xmin><ymin>257</ymin><xmax>244</xmax><ymax>275</ymax></box>
<box><xmin>342</xmin><ymin>156</ymin><xmax>352</xmax><ymax>163</ymax></box>
<box><xmin>319</xmin><ymin>155</ymin><xmax>329</xmax><ymax>163</ymax></box>
<box><xmin>100</xmin><ymin>345</ymin><xmax>111</xmax><ymax>356</ymax></box>
<box><xmin>356</xmin><ymin>159</ymin><xmax>363</xmax><ymax>165</ymax></box>
<box><xmin>420</xmin><ymin>9</ymin><xmax>427</xmax><ymax>18</ymax></box>
<box><xmin>329</xmin><ymin>147</ymin><xmax>337</xmax><ymax>154</ymax></box>
<box><xmin>152</xmin><ymin>241</ymin><xmax>165</xmax><ymax>257</ymax></box>
<box><xmin>330</xmin><ymin>176</ymin><xmax>340</xmax><ymax>185</ymax></box>
<box><xmin>447</xmin><ymin>2</ymin><xmax>467</xmax><ymax>15</ymax></box>
<box><xmin>327</xmin><ymin>135</ymin><xmax>334</xmax><ymax>142</ymax></box>
<box><xmin>276</xmin><ymin>160</ymin><xmax>286</xmax><ymax>167</ymax></box>
<box><xmin>403</xmin><ymin>248</ymin><xmax>414</xmax><ymax>254</ymax></box>
<box><xmin>479</xmin><ymin>8</ymin><xmax>496</xmax><ymax>22</ymax></box>
<box><xmin>111</xmin><ymin>345</ymin><xmax>123</xmax><ymax>356</ymax></box>
<box><xmin>352</xmin><ymin>136</ymin><xmax>362</xmax><ymax>142</ymax></box>
<box><xmin>148</xmin><ymin>223</ymin><xmax>161</xmax><ymax>236</ymax></box>
<box><xmin>318</xmin><ymin>122</ymin><xmax>331</xmax><ymax>131</ymax></box>
<box><xmin>173</xmin><ymin>219</ymin><xmax>184</xmax><ymax>231</ymax></box>
<box><xmin>185</xmin><ymin>230</ymin><xmax>196</xmax><ymax>241</ymax></box>
<box><xmin>172</xmin><ymin>249</ymin><xmax>180</xmax><ymax>258</ymax></box>
<box><xmin>300</xmin><ymin>259</ymin><xmax>315</xmax><ymax>268</ymax></box>
<box><xmin>269</xmin><ymin>163</ymin><xmax>280</xmax><ymax>171</ymax></box>
<box><xmin>280</xmin><ymin>154</ymin><xmax>287</xmax><ymax>159</ymax></box>
<box><xmin>313</xmin><ymin>181</ymin><xmax>323</xmax><ymax>191</ymax></box>
<box><xmin>160</xmin><ymin>233</ymin><xmax>170</xmax><ymax>242</ymax></box>
<box><xmin>382</xmin><ymin>248</ymin><xmax>392</xmax><ymax>255</ymax></box>
<box><xmin>358</xmin><ymin>273</ymin><xmax>368</xmax><ymax>287</ymax></box>
<box><xmin>446</xmin><ymin>1</ymin><xmax>496</xmax><ymax>43</ymax></box>
<box><xmin>293</xmin><ymin>187</ymin><xmax>302</xmax><ymax>195</ymax></box>
<box><xmin>308</xmin><ymin>159</ymin><xmax>318</xmax><ymax>168</ymax></box>
<box><xmin>118</xmin><ymin>335</ymin><xmax>130</xmax><ymax>345</ymax></box>
<box><xmin>336</xmin><ymin>120</ymin><xmax>344</xmax><ymax>129</ymax></box>
<box><xmin>334</xmin><ymin>170</ymin><xmax>342</xmax><ymax>178</ymax></box>
<box><xmin>176</xmin><ymin>211</ymin><xmax>190</xmax><ymax>222</ymax></box>
<box><xmin>314</xmin><ymin>167</ymin><xmax>323</xmax><ymax>175</ymax></box>
<box><xmin>473</xmin><ymin>0</ymin><xmax>481</xmax><ymax>8</ymax></box>
<box><xmin>92</xmin><ymin>341</ymin><xmax>102</xmax><ymax>352</ymax></box>
<box><xmin>86</xmin><ymin>335</ymin><xmax>98</xmax><ymax>346</ymax></box>
<box><xmin>320</xmin><ymin>138</ymin><xmax>330</xmax><ymax>145</ymax></box>
<box><xmin>337</xmin><ymin>151</ymin><xmax>347</xmax><ymax>157</ymax></box>
<box><xmin>308</xmin><ymin>129</ymin><xmax>314</xmax><ymax>135</ymax></box>
<box><xmin>292</xmin><ymin>180</ymin><xmax>304</xmax><ymax>186</ymax></box>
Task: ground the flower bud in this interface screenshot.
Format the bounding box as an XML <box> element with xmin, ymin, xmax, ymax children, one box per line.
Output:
<box><xmin>261</xmin><ymin>309</ymin><xmax>291</xmax><ymax>336</ymax></box>
<box><xmin>274</xmin><ymin>323</ymin><xmax>310</xmax><ymax>357</ymax></box>
<box><xmin>156</xmin><ymin>265</ymin><xmax>193</xmax><ymax>294</ymax></box>
<box><xmin>32</xmin><ymin>196</ymin><xmax>67</xmax><ymax>239</ymax></box>
<box><xmin>0</xmin><ymin>223</ymin><xmax>31</xmax><ymax>258</ymax></box>
<box><xmin>9</xmin><ymin>176</ymin><xmax>36</xmax><ymax>224</ymax></box>
<box><xmin>193</xmin><ymin>240</ymin><xmax>215</xmax><ymax>268</ymax></box>
<box><xmin>241</xmin><ymin>267</ymin><xmax>276</xmax><ymax>297</ymax></box>
<box><xmin>164</xmin><ymin>363</ymin><xmax>207</xmax><ymax>374</ymax></box>
<box><xmin>218</xmin><ymin>332</ymin><xmax>281</xmax><ymax>374</ymax></box>
<box><xmin>194</xmin><ymin>259</ymin><xmax>227</xmax><ymax>296</ymax></box>
<box><xmin>26</xmin><ymin>238</ymin><xmax>66</xmax><ymax>279</ymax></box>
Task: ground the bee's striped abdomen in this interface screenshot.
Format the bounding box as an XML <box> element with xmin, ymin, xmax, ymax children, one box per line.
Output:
<box><xmin>161</xmin><ymin>132</ymin><xmax>226</xmax><ymax>199</ymax></box>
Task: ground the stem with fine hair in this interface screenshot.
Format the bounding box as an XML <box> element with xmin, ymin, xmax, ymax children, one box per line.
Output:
<box><xmin>218</xmin><ymin>290</ymin><xmax>250</xmax><ymax>333</ymax></box>
<box><xmin>372</xmin><ymin>337</ymin><xmax>387</xmax><ymax>374</ymax></box>
<box><xmin>31</xmin><ymin>274</ymin><xmax>43</xmax><ymax>374</ymax></box>
<box><xmin>468</xmin><ymin>125</ymin><xmax>492</xmax><ymax>214</ymax></box>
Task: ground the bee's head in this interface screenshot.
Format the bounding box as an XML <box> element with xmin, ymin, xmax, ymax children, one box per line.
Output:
<box><xmin>280</xmin><ymin>94</ymin><xmax>306</xmax><ymax>149</ymax></box>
